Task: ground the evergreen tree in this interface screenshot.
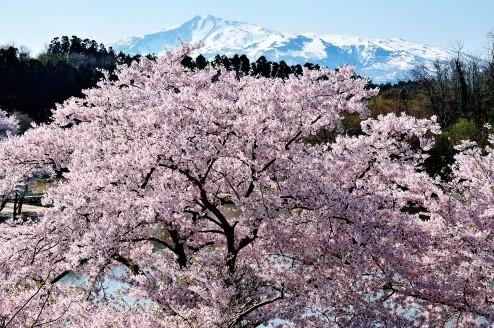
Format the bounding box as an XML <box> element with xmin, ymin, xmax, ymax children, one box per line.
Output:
<box><xmin>195</xmin><ymin>54</ymin><xmax>208</xmax><ymax>69</ymax></box>
<box><xmin>239</xmin><ymin>55</ymin><xmax>250</xmax><ymax>75</ymax></box>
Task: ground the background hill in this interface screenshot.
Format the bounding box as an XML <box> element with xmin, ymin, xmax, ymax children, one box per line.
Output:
<box><xmin>113</xmin><ymin>15</ymin><xmax>453</xmax><ymax>82</ymax></box>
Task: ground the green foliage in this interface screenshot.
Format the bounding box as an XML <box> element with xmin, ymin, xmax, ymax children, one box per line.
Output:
<box><xmin>423</xmin><ymin>133</ymin><xmax>455</xmax><ymax>180</ymax></box>
<box><xmin>447</xmin><ymin>118</ymin><xmax>479</xmax><ymax>144</ymax></box>
<box><xmin>0</xmin><ymin>37</ymin><xmax>140</xmax><ymax>123</ymax></box>
<box><xmin>423</xmin><ymin>117</ymin><xmax>490</xmax><ymax>180</ymax></box>
<box><xmin>369</xmin><ymin>81</ymin><xmax>432</xmax><ymax>120</ymax></box>
<box><xmin>45</xmin><ymin>36</ymin><xmax>138</xmax><ymax>69</ymax></box>
<box><xmin>304</xmin><ymin>114</ymin><xmax>363</xmax><ymax>145</ymax></box>
<box><xmin>0</xmin><ymin>46</ymin><xmax>101</xmax><ymax>122</ymax></box>
<box><xmin>341</xmin><ymin>114</ymin><xmax>362</xmax><ymax>136</ymax></box>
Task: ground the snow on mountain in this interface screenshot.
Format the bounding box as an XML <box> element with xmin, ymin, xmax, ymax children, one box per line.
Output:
<box><xmin>113</xmin><ymin>15</ymin><xmax>453</xmax><ymax>82</ymax></box>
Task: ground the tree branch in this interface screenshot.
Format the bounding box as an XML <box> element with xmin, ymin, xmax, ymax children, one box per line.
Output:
<box><xmin>112</xmin><ymin>253</ymin><xmax>143</xmax><ymax>275</ymax></box>
<box><xmin>228</xmin><ymin>288</ymin><xmax>284</xmax><ymax>328</ymax></box>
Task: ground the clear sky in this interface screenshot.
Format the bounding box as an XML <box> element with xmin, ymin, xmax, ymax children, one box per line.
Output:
<box><xmin>1</xmin><ymin>0</ymin><xmax>493</xmax><ymax>56</ymax></box>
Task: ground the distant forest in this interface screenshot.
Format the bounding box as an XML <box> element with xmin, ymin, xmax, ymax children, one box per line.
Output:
<box><xmin>0</xmin><ymin>36</ymin><xmax>320</xmax><ymax>126</ymax></box>
<box><xmin>1</xmin><ymin>35</ymin><xmax>494</xmax><ymax>177</ymax></box>
<box><xmin>0</xmin><ymin>36</ymin><xmax>140</xmax><ymax>124</ymax></box>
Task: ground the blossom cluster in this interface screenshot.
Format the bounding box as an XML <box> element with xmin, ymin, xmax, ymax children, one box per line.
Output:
<box><xmin>0</xmin><ymin>46</ymin><xmax>492</xmax><ymax>327</ymax></box>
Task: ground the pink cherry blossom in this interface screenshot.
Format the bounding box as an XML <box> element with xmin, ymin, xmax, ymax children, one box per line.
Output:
<box><xmin>0</xmin><ymin>110</ymin><xmax>18</xmax><ymax>140</ymax></box>
<box><xmin>0</xmin><ymin>46</ymin><xmax>492</xmax><ymax>327</ymax></box>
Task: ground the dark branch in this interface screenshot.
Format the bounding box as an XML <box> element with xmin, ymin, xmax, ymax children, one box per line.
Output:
<box><xmin>228</xmin><ymin>288</ymin><xmax>284</xmax><ymax>328</ymax></box>
<box><xmin>285</xmin><ymin>131</ymin><xmax>302</xmax><ymax>150</ymax></box>
<box><xmin>140</xmin><ymin>167</ymin><xmax>156</xmax><ymax>189</ymax></box>
<box><xmin>112</xmin><ymin>253</ymin><xmax>143</xmax><ymax>275</ymax></box>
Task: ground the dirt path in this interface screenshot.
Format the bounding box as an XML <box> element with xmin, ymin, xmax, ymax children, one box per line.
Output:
<box><xmin>1</xmin><ymin>202</ymin><xmax>46</xmax><ymax>216</ymax></box>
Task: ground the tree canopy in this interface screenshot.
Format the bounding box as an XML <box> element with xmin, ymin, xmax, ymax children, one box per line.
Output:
<box><xmin>0</xmin><ymin>46</ymin><xmax>493</xmax><ymax>327</ymax></box>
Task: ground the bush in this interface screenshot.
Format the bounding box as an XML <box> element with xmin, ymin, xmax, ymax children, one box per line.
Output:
<box><xmin>447</xmin><ymin>118</ymin><xmax>478</xmax><ymax>144</ymax></box>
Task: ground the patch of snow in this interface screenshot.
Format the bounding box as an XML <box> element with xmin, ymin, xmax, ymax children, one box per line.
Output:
<box><xmin>112</xmin><ymin>15</ymin><xmax>458</xmax><ymax>82</ymax></box>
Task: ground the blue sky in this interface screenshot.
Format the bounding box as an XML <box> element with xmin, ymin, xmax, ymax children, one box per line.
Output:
<box><xmin>1</xmin><ymin>0</ymin><xmax>493</xmax><ymax>55</ymax></box>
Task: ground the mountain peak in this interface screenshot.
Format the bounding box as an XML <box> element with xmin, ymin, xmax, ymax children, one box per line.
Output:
<box><xmin>179</xmin><ymin>15</ymin><xmax>253</xmax><ymax>33</ymax></box>
<box><xmin>113</xmin><ymin>16</ymin><xmax>453</xmax><ymax>82</ymax></box>
<box><xmin>190</xmin><ymin>14</ymin><xmax>224</xmax><ymax>22</ymax></box>
<box><xmin>185</xmin><ymin>14</ymin><xmax>223</xmax><ymax>27</ymax></box>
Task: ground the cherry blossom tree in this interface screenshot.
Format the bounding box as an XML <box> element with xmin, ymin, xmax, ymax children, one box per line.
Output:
<box><xmin>0</xmin><ymin>46</ymin><xmax>493</xmax><ymax>327</ymax></box>
<box><xmin>0</xmin><ymin>110</ymin><xmax>18</xmax><ymax>141</ymax></box>
<box><xmin>0</xmin><ymin>110</ymin><xmax>18</xmax><ymax>212</ymax></box>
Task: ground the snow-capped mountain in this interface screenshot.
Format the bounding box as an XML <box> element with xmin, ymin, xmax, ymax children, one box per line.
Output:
<box><xmin>113</xmin><ymin>15</ymin><xmax>453</xmax><ymax>82</ymax></box>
